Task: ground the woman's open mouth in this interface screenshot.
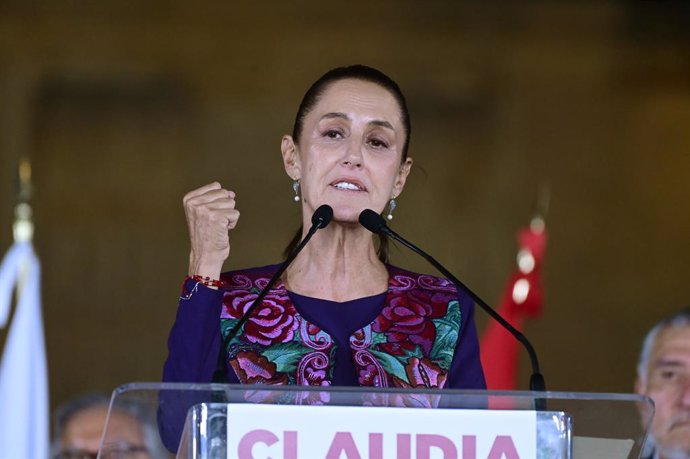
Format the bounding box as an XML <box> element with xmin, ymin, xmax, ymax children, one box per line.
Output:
<box><xmin>330</xmin><ymin>180</ymin><xmax>366</xmax><ymax>191</ymax></box>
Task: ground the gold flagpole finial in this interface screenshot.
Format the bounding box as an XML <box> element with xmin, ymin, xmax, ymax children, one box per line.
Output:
<box><xmin>18</xmin><ymin>159</ymin><xmax>32</xmax><ymax>199</ymax></box>
<box><xmin>13</xmin><ymin>158</ymin><xmax>34</xmax><ymax>243</ymax></box>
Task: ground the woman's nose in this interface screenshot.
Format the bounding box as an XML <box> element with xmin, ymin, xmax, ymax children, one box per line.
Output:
<box><xmin>342</xmin><ymin>140</ymin><xmax>363</xmax><ymax>168</ymax></box>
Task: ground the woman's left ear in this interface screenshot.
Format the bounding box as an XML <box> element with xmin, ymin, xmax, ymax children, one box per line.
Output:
<box><xmin>393</xmin><ymin>157</ymin><xmax>414</xmax><ymax>196</ymax></box>
<box><xmin>281</xmin><ymin>135</ymin><xmax>301</xmax><ymax>180</ymax></box>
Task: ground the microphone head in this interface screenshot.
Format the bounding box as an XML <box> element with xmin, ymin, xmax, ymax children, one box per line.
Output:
<box><xmin>358</xmin><ymin>209</ymin><xmax>387</xmax><ymax>234</ymax></box>
<box><xmin>311</xmin><ymin>205</ymin><xmax>333</xmax><ymax>229</ymax></box>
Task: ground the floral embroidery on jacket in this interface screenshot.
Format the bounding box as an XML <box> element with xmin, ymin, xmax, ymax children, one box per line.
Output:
<box><xmin>219</xmin><ymin>266</ymin><xmax>462</xmax><ymax>388</ymax></box>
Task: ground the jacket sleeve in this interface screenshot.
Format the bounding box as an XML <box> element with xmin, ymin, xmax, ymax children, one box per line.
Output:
<box><xmin>162</xmin><ymin>279</ymin><xmax>224</xmax><ymax>383</ymax></box>
<box><xmin>158</xmin><ymin>279</ymin><xmax>227</xmax><ymax>453</ymax></box>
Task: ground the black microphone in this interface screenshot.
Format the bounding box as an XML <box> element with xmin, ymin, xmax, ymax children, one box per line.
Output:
<box><xmin>212</xmin><ymin>204</ymin><xmax>333</xmax><ymax>382</ymax></box>
<box><xmin>359</xmin><ymin>208</ymin><xmax>546</xmax><ymax>393</ymax></box>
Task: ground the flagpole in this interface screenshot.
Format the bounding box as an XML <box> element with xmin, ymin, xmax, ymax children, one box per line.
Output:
<box><xmin>14</xmin><ymin>158</ymin><xmax>34</xmax><ymax>293</ymax></box>
<box><xmin>530</xmin><ymin>182</ymin><xmax>550</xmax><ymax>233</ymax></box>
<box><xmin>480</xmin><ymin>185</ymin><xmax>550</xmax><ymax>391</ymax></box>
<box><xmin>0</xmin><ymin>157</ymin><xmax>49</xmax><ymax>458</ymax></box>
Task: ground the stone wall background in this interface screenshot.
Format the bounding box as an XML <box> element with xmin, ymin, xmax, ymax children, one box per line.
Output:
<box><xmin>0</xmin><ymin>2</ymin><xmax>689</xmax><ymax>411</ymax></box>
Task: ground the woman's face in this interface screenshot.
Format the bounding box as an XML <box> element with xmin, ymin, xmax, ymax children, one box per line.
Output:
<box><xmin>282</xmin><ymin>79</ymin><xmax>412</xmax><ymax>224</ymax></box>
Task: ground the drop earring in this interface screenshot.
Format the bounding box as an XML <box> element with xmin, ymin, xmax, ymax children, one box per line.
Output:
<box><xmin>387</xmin><ymin>198</ymin><xmax>397</xmax><ymax>220</ymax></box>
<box><xmin>292</xmin><ymin>180</ymin><xmax>301</xmax><ymax>202</ymax></box>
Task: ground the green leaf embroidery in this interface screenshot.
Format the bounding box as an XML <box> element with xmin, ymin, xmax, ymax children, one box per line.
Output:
<box><xmin>262</xmin><ymin>341</ymin><xmax>310</xmax><ymax>373</ymax></box>
<box><xmin>430</xmin><ymin>301</ymin><xmax>462</xmax><ymax>366</ymax></box>
<box><xmin>404</xmin><ymin>346</ymin><xmax>424</xmax><ymax>360</ymax></box>
<box><xmin>370</xmin><ymin>330</ymin><xmax>387</xmax><ymax>346</ymax></box>
<box><xmin>369</xmin><ymin>349</ymin><xmax>408</xmax><ymax>381</ymax></box>
<box><xmin>220</xmin><ymin>319</ymin><xmax>241</xmax><ymax>341</ymax></box>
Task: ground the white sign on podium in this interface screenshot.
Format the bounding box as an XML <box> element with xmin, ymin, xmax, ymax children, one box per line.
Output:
<box><xmin>226</xmin><ymin>404</ymin><xmax>537</xmax><ymax>459</ymax></box>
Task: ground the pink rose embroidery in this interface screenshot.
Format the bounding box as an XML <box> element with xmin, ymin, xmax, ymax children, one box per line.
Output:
<box><xmin>396</xmin><ymin>356</ymin><xmax>447</xmax><ymax>389</ymax></box>
<box><xmin>373</xmin><ymin>291</ymin><xmax>449</xmax><ymax>355</ymax></box>
<box><xmin>230</xmin><ymin>351</ymin><xmax>288</xmax><ymax>385</ymax></box>
<box><xmin>224</xmin><ymin>290</ymin><xmax>298</xmax><ymax>345</ymax></box>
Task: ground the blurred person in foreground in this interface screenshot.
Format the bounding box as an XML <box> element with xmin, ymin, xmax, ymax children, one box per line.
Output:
<box><xmin>53</xmin><ymin>394</ymin><xmax>166</xmax><ymax>459</ymax></box>
<box><xmin>163</xmin><ymin>64</ymin><xmax>486</xmax><ymax>389</ymax></box>
<box><xmin>636</xmin><ymin>308</ymin><xmax>690</xmax><ymax>459</ymax></box>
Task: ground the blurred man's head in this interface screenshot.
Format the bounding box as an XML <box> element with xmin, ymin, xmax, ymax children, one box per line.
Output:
<box><xmin>53</xmin><ymin>394</ymin><xmax>152</xmax><ymax>459</ymax></box>
<box><xmin>636</xmin><ymin>309</ymin><xmax>690</xmax><ymax>459</ymax></box>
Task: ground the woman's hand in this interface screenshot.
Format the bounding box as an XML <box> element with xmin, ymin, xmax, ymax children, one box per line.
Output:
<box><xmin>183</xmin><ymin>182</ymin><xmax>240</xmax><ymax>281</ymax></box>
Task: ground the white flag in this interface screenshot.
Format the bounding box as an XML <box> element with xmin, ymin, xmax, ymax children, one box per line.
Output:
<box><xmin>0</xmin><ymin>241</ymin><xmax>49</xmax><ymax>459</ymax></box>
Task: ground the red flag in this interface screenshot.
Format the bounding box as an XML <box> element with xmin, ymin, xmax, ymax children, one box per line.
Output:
<box><xmin>480</xmin><ymin>217</ymin><xmax>547</xmax><ymax>390</ymax></box>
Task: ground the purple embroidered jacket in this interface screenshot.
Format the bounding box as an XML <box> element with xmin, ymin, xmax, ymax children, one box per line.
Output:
<box><xmin>163</xmin><ymin>264</ymin><xmax>486</xmax><ymax>390</ymax></box>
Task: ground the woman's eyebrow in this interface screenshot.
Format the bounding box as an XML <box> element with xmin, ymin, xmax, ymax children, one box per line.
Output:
<box><xmin>320</xmin><ymin>112</ymin><xmax>350</xmax><ymax>121</ymax></box>
<box><xmin>320</xmin><ymin>112</ymin><xmax>395</xmax><ymax>131</ymax></box>
<box><xmin>369</xmin><ymin>119</ymin><xmax>394</xmax><ymax>131</ymax></box>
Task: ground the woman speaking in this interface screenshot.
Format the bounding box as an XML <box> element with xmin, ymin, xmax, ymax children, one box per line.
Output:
<box><xmin>163</xmin><ymin>65</ymin><xmax>485</xmax><ymax>390</ymax></box>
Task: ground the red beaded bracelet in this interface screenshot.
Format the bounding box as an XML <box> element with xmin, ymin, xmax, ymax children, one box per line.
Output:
<box><xmin>188</xmin><ymin>275</ymin><xmax>227</xmax><ymax>288</ymax></box>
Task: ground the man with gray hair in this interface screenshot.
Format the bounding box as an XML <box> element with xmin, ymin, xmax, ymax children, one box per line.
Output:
<box><xmin>52</xmin><ymin>393</ymin><xmax>168</xmax><ymax>459</ymax></box>
<box><xmin>635</xmin><ymin>308</ymin><xmax>690</xmax><ymax>459</ymax></box>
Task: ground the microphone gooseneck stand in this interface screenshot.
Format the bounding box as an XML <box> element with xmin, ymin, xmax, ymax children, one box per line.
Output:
<box><xmin>211</xmin><ymin>204</ymin><xmax>334</xmax><ymax>382</ymax></box>
<box><xmin>358</xmin><ymin>209</ymin><xmax>546</xmax><ymax>399</ymax></box>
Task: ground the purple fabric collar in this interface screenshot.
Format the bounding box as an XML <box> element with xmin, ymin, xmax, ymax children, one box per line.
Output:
<box><xmin>287</xmin><ymin>290</ymin><xmax>387</xmax><ymax>385</ymax></box>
